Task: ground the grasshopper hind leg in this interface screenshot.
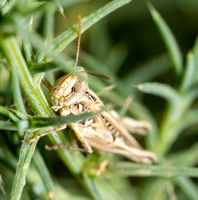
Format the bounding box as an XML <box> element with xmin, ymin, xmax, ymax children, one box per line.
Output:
<box><xmin>29</xmin><ymin>123</ymin><xmax>93</xmax><ymax>154</ymax></box>
<box><xmin>45</xmin><ymin>144</ymin><xmax>87</xmax><ymax>153</ymax></box>
<box><xmin>69</xmin><ymin>123</ymin><xmax>93</xmax><ymax>154</ymax></box>
<box><xmin>44</xmin><ymin>123</ymin><xmax>94</xmax><ymax>154</ymax></box>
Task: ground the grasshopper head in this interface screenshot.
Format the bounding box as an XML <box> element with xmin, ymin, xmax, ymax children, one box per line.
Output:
<box><xmin>50</xmin><ymin>66</ymin><xmax>88</xmax><ymax>108</ymax></box>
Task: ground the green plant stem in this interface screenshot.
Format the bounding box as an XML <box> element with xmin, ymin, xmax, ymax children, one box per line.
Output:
<box><xmin>1</xmin><ymin>37</ymin><xmax>85</xmax><ymax>199</ymax></box>
<box><xmin>11</xmin><ymin>66</ymin><xmax>27</xmax><ymax>114</ymax></box>
<box><xmin>10</xmin><ymin>133</ymin><xmax>37</xmax><ymax>200</ymax></box>
<box><xmin>32</xmin><ymin>150</ymin><xmax>55</xmax><ymax>199</ymax></box>
<box><xmin>1</xmin><ymin>36</ymin><xmax>122</xmax><ymax>200</ymax></box>
<box><xmin>155</xmin><ymin>95</ymin><xmax>189</xmax><ymax>155</ymax></box>
<box><xmin>154</xmin><ymin>110</ymin><xmax>180</xmax><ymax>155</ymax></box>
<box><xmin>106</xmin><ymin>162</ymin><xmax>198</xmax><ymax>178</ymax></box>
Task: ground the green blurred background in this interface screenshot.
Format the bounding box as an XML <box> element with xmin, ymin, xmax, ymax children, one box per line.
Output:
<box><xmin>62</xmin><ymin>0</ymin><xmax>198</xmax><ymax>72</ymax></box>
<box><xmin>1</xmin><ymin>0</ymin><xmax>198</xmax><ymax>199</ymax></box>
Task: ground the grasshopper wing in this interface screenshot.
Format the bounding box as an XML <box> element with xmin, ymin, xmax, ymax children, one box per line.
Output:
<box><xmin>78</xmin><ymin>117</ymin><xmax>157</xmax><ymax>164</ymax></box>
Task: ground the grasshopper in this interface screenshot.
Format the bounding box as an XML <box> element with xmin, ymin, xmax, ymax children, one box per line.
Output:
<box><xmin>29</xmin><ymin>66</ymin><xmax>157</xmax><ymax>164</ymax></box>
<box><xmin>29</xmin><ymin>16</ymin><xmax>157</xmax><ymax>164</ymax></box>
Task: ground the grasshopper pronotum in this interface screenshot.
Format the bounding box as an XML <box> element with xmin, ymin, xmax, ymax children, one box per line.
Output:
<box><xmin>29</xmin><ymin>16</ymin><xmax>157</xmax><ymax>164</ymax></box>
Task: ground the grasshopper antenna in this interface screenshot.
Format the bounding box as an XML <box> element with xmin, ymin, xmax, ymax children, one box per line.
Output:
<box><xmin>74</xmin><ymin>15</ymin><xmax>81</xmax><ymax>68</ymax></box>
<box><xmin>86</xmin><ymin>71</ymin><xmax>112</xmax><ymax>81</ymax></box>
<box><xmin>73</xmin><ymin>15</ymin><xmax>112</xmax><ymax>81</ymax></box>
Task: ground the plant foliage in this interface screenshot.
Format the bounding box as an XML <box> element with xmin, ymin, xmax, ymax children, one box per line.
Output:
<box><xmin>0</xmin><ymin>0</ymin><xmax>198</xmax><ymax>200</ymax></box>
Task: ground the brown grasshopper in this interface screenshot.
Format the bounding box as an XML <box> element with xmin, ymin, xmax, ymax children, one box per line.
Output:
<box><xmin>29</xmin><ymin>16</ymin><xmax>157</xmax><ymax>164</ymax></box>
<box><xmin>29</xmin><ymin>66</ymin><xmax>156</xmax><ymax>164</ymax></box>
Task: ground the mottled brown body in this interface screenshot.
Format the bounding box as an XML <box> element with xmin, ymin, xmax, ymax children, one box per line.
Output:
<box><xmin>33</xmin><ymin>66</ymin><xmax>156</xmax><ymax>164</ymax></box>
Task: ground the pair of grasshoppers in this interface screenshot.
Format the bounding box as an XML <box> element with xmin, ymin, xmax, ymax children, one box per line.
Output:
<box><xmin>29</xmin><ymin>16</ymin><xmax>156</xmax><ymax>164</ymax></box>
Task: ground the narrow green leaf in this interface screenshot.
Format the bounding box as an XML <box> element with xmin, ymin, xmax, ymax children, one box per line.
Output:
<box><xmin>140</xmin><ymin>179</ymin><xmax>168</xmax><ymax>200</ymax></box>
<box><xmin>179</xmin><ymin>108</ymin><xmax>198</xmax><ymax>132</ymax></box>
<box><xmin>34</xmin><ymin>4</ymin><xmax>55</xmax><ymax>64</ymax></box>
<box><xmin>135</xmin><ymin>82</ymin><xmax>180</xmax><ymax>105</ymax></box>
<box><xmin>6</xmin><ymin>108</ymin><xmax>28</xmax><ymax>121</ymax></box>
<box><xmin>84</xmin><ymin>177</ymin><xmax>102</xmax><ymax>200</ymax></box>
<box><xmin>43</xmin><ymin>8</ymin><xmax>54</xmax><ymax>40</ymax></box>
<box><xmin>29</xmin><ymin>110</ymin><xmax>104</xmax><ymax>128</ymax></box>
<box><xmin>30</xmin><ymin>62</ymin><xmax>57</xmax><ymax>75</ymax></box>
<box><xmin>106</xmin><ymin>162</ymin><xmax>198</xmax><ymax>178</ymax></box>
<box><xmin>84</xmin><ymin>175</ymin><xmax>123</xmax><ymax>200</ymax></box>
<box><xmin>0</xmin><ymin>106</ymin><xmax>19</xmax><ymax>122</ymax></box>
<box><xmin>32</xmin><ymin>150</ymin><xmax>55</xmax><ymax>199</ymax></box>
<box><xmin>11</xmin><ymin>66</ymin><xmax>27</xmax><ymax>114</ymax></box>
<box><xmin>96</xmin><ymin>179</ymin><xmax>124</xmax><ymax>200</ymax></box>
<box><xmin>10</xmin><ymin>133</ymin><xmax>37</xmax><ymax>200</ymax></box>
<box><xmin>135</xmin><ymin>82</ymin><xmax>185</xmax><ymax>124</ymax></box>
<box><xmin>167</xmin><ymin>143</ymin><xmax>198</xmax><ymax>167</ymax></box>
<box><xmin>52</xmin><ymin>0</ymin><xmax>132</xmax><ymax>54</ymax></box>
<box><xmin>175</xmin><ymin>177</ymin><xmax>198</xmax><ymax>200</ymax></box>
<box><xmin>56</xmin><ymin>0</ymin><xmax>64</xmax><ymax>18</ymax></box>
<box><xmin>147</xmin><ymin>2</ymin><xmax>183</xmax><ymax>76</ymax></box>
<box><xmin>180</xmin><ymin>52</ymin><xmax>195</xmax><ymax>93</ymax></box>
<box><xmin>22</xmin><ymin>40</ymin><xmax>33</xmax><ymax>66</ymax></box>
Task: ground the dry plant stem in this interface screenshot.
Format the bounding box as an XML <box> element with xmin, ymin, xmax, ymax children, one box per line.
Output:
<box><xmin>28</xmin><ymin>124</ymin><xmax>67</xmax><ymax>144</ymax></box>
<box><xmin>45</xmin><ymin>144</ymin><xmax>86</xmax><ymax>153</ymax></box>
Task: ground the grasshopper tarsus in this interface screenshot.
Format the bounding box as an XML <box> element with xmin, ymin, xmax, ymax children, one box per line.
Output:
<box><xmin>28</xmin><ymin>136</ymin><xmax>39</xmax><ymax>144</ymax></box>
